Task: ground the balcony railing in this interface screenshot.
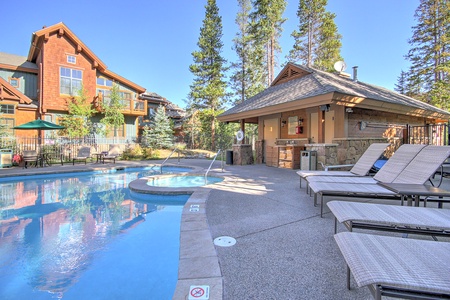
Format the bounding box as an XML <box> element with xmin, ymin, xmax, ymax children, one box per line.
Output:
<box><xmin>94</xmin><ymin>96</ymin><xmax>146</xmax><ymax>116</ymax></box>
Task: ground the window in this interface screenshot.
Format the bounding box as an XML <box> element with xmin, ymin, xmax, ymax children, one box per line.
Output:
<box><xmin>96</xmin><ymin>77</ymin><xmax>113</xmax><ymax>87</ymax></box>
<box><xmin>9</xmin><ymin>78</ymin><xmax>19</xmax><ymax>88</ymax></box>
<box><xmin>106</xmin><ymin>124</ymin><xmax>124</xmax><ymax>138</ymax></box>
<box><xmin>0</xmin><ymin>118</ymin><xmax>15</xmax><ymax>135</ymax></box>
<box><xmin>288</xmin><ymin>116</ymin><xmax>298</xmax><ymax>135</ymax></box>
<box><xmin>67</xmin><ymin>55</ymin><xmax>76</xmax><ymax>64</ymax></box>
<box><xmin>60</xmin><ymin>67</ymin><xmax>82</xmax><ymax>95</ymax></box>
<box><xmin>0</xmin><ymin>104</ymin><xmax>15</xmax><ymax>114</ymax></box>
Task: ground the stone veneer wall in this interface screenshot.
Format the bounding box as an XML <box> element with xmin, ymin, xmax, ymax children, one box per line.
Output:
<box><xmin>305</xmin><ymin>138</ymin><xmax>390</xmax><ymax>170</ymax></box>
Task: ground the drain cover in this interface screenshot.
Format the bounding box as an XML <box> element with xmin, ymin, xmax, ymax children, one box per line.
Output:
<box><xmin>214</xmin><ymin>236</ymin><xmax>236</xmax><ymax>247</ymax></box>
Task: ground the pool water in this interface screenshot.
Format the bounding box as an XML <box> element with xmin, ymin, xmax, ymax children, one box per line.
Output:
<box><xmin>147</xmin><ymin>175</ymin><xmax>224</xmax><ymax>188</ymax></box>
<box><xmin>0</xmin><ymin>167</ymin><xmax>190</xmax><ymax>299</ymax></box>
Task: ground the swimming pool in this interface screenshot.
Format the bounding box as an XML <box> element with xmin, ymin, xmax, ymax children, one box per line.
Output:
<box><xmin>0</xmin><ymin>167</ymin><xmax>190</xmax><ymax>299</ymax></box>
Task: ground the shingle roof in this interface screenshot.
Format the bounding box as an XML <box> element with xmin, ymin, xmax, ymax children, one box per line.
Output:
<box><xmin>220</xmin><ymin>63</ymin><xmax>450</xmax><ymax>118</ymax></box>
<box><xmin>0</xmin><ymin>52</ymin><xmax>38</xmax><ymax>70</ymax></box>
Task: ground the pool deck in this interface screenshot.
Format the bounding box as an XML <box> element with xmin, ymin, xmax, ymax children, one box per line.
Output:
<box><xmin>1</xmin><ymin>159</ymin><xmax>449</xmax><ymax>300</ymax></box>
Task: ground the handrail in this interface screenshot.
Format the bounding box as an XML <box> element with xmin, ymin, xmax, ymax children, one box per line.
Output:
<box><xmin>160</xmin><ymin>147</ymin><xmax>178</xmax><ymax>172</ymax></box>
<box><xmin>205</xmin><ymin>149</ymin><xmax>221</xmax><ymax>180</ymax></box>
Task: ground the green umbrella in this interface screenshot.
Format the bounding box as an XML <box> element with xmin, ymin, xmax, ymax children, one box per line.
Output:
<box><xmin>13</xmin><ymin>119</ymin><xmax>65</xmax><ymax>130</ymax></box>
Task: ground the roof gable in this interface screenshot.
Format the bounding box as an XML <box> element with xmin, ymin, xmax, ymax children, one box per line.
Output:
<box><xmin>271</xmin><ymin>63</ymin><xmax>312</xmax><ymax>86</ymax></box>
<box><xmin>28</xmin><ymin>22</ymin><xmax>145</xmax><ymax>93</ymax></box>
<box><xmin>0</xmin><ymin>77</ymin><xmax>33</xmax><ymax>104</ymax></box>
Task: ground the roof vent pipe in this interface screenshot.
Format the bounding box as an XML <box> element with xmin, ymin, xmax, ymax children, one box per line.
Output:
<box><xmin>352</xmin><ymin>66</ymin><xmax>358</xmax><ymax>82</ymax></box>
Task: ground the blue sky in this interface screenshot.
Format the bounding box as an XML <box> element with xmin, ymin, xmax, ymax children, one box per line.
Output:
<box><xmin>1</xmin><ymin>0</ymin><xmax>419</xmax><ymax>109</ymax></box>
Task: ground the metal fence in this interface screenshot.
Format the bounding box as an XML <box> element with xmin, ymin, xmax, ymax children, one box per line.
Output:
<box><xmin>407</xmin><ymin>123</ymin><xmax>449</xmax><ymax>146</ymax></box>
<box><xmin>0</xmin><ymin>136</ymin><xmax>136</xmax><ymax>163</ymax></box>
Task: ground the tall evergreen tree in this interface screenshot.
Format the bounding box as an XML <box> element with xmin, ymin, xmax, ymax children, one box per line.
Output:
<box><xmin>230</xmin><ymin>0</ymin><xmax>266</xmax><ymax>104</ymax></box>
<box><xmin>403</xmin><ymin>0</ymin><xmax>450</xmax><ymax>106</ymax></box>
<box><xmin>188</xmin><ymin>0</ymin><xmax>228</xmax><ymax>151</ymax></box>
<box><xmin>394</xmin><ymin>70</ymin><xmax>409</xmax><ymax>95</ymax></box>
<box><xmin>287</xmin><ymin>0</ymin><xmax>342</xmax><ymax>71</ymax></box>
<box><xmin>250</xmin><ymin>0</ymin><xmax>287</xmax><ymax>85</ymax></box>
<box><xmin>142</xmin><ymin>105</ymin><xmax>174</xmax><ymax>149</ymax></box>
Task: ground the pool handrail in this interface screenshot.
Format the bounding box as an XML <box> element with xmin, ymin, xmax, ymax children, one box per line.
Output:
<box><xmin>160</xmin><ymin>147</ymin><xmax>178</xmax><ymax>172</ymax></box>
<box><xmin>205</xmin><ymin>149</ymin><xmax>221</xmax><ymax>180</ymax></box>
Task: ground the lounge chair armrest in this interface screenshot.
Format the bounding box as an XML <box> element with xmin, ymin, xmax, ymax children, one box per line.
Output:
<box><xmin>319</xmin><ymin>161</ymin><xmax>355</xmax><ymax>171</ymax></box>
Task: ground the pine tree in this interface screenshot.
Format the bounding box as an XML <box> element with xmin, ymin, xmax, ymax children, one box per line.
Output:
<box><xmin>142</xmin><ymin>105</ymin><xmax>174</xmax><ymax>149</ymax></box>
<box><xmin>287</xmin><ymin>0</ymin><xmax>342</xmax><ymax>71</ymax></box>
<box><xmin>230</xmin><ymin>0</ymin><xmax>266</xmax><ymax>104</ymax></box>
<box><xmin>403</xmin><ymin>0</ymin><xmax>450</xmax><ymax>105</ymax></box>
<box><xmin>188</xmin><ymin>0</ymin><xmax>228</xmax><ymax>151</ymax></box>
<box><xmin>394</xmin><ymin>70</ymin><xmax>409</xmax><ymax>95</ymax></box>
<box><xmin>250</xmin><ymin>0</ymin><xmax>287</xmax><ymax>85</ymax></box>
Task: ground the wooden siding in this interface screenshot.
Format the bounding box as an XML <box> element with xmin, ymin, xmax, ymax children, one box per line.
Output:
<box><xmin>0</xmin><ymin>69</ymin><xmax>37</xmax><ymax>100</ymax></box>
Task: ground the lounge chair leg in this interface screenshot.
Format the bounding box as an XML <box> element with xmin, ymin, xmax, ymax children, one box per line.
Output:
<box><xmin>346</xmin><ymin>265</ymin><xmax>351</xmax><ymax>290</ymax></box>
<box><xmin>320</xmin><ymin>194</ymin><xmax>324</xmax><ymax>217</ymax></box>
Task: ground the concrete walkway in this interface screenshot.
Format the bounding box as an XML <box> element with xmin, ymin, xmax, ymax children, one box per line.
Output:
<box><xmin>1</xmin><ymin>159</ymin><xmax>448</xmax><ymax>300</ymax></box>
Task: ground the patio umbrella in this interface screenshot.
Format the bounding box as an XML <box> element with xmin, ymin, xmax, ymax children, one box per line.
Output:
<box><xmin>13</xmin><ymin>119</ymin><xmax>65</xmax><ymax>153</ymax></box>
<box><xmin>13</xmin><ymin>119</ymin><xmax>65</xmax><ymax>130</ymax></box>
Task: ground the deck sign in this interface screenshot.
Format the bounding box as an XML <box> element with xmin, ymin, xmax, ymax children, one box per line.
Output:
<box><xmin>189</xmin><ymin>285</ymin><xmax>210</xmax><ymax>300</ymax></box>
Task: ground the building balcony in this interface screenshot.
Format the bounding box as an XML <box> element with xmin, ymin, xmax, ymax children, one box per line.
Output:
<box><xmin>94</xmin><ymin>96</ymin><xmax>147</xmax><ymax>116</ymax></box>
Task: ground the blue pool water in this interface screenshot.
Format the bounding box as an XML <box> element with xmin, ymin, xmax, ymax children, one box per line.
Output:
<box><xmin>0</xmin><ymin>167</ymin><xmax>190</xmax><ymax>299</ymax></box>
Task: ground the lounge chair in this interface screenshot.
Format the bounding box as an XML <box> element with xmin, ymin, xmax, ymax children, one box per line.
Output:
<box><xmin>72</xmin><ymin>147</ymin><xmax>91</xmax><ymax>165</ymax></box>
<box><xmin>297</xmin><ymin>143</ymin><xmax>390</xmax><ymax>188</ymax></box>
<box><xmin>102</xmin><ymin>145</ymin><xmax>120</xmax><ymax>164</ymax></box>
<box><xmin>306</xmin><ymin>144</ymin><xmax>427</xmax><ymax>186</ymax></box>
<box><xmin>327</xmin><ymin>200</ymin><xmax>450</xmax><ymax>239</ymax></box>
<box><xmin>334</xmin><ymin>232</ymin><xmax>450</xmax><ymax>299</ymax></box>
<box><xmin>308</xmin><ymin>145</ymin><xmax>450</xmax><ymax>216</ymax></box>
<box><xmin>22</xmin><ymin>150</ymin><xmax>40</xmax><ymax>168</ymax></box>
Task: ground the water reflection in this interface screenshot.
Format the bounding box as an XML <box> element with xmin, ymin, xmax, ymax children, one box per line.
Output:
<box><xmin>0</xmin><ymin>169</ymin><xmax>188</xmax><ymax>299</ymax></box>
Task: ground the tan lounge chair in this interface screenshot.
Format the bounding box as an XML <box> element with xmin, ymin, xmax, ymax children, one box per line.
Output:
<box><xmin>306</xmin><ymin>144</ymin><xmax>427</xmax><ymax>186</ymax></box>
<box><xmin>102</xmin><ymin>145</ymin><xmax>120</xmax><ymax>164</ymax></box>
<box><xmin>22</xmin><ymin>150</ymin><xmax>40</xmax><ymax>168</ymax></box>
<box><xmin>72</xmin><ymin>147</ymin><xmax>91</xmax><ymax>165</ymax></box>
<box><xmin>308</xmin><ymin>145</ymin><xmax>450</xmax><ymax>216</ymax></box>
<box><xmin>297</xmin><ymin>143</ymin><xmax>390</xmax><ymax>188</ymax></box>
<box><xmin>327</xmin><ymin>200</ymin><xmax>450</xmax><ymax>238</ymax></box>
<box><xmin>334</xmin><ymin>232</ymin><xmax>450</xmax><ymax>299</ymax></box>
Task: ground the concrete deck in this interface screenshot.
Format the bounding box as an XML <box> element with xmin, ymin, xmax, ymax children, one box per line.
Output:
<box><xmin>1</xmin><ymin>159</ymin><xmax>449</xmax><ymax>300</ymax></box>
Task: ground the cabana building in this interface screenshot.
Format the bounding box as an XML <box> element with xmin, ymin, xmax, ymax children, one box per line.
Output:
<box><xmin>218</xmin><ymin>63</ymin><xmax>450</xmax><ymax>169</ymax></box>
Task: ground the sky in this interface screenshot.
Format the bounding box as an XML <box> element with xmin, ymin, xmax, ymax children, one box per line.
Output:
<box><xmin>1</xmin><ymin>0</ymin><xmax>420</xmax><ymax>109</ymax></box>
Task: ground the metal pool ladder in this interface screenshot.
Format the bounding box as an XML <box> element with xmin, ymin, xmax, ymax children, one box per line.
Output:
<box><xmin>160</xmin><ymin>147</ymin><xmax>178</xmax><ymax>172</ymax></box>
<box><xmin>205</xmin><ymin>149</ymin><xmax>221</xmax><ymax>180</ymax></box>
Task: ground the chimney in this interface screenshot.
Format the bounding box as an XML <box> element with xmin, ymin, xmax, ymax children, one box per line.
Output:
<box><xmin>352</xmin><ymin>66</ymin><xmax>358</xmax><ymax>82</ymax></box>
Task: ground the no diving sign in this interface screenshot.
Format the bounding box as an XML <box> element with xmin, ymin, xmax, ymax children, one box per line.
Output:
<box><xmin>188</xmin><ymin>285</ymin><xmax>210</xmax><ymax>300</ymax></box>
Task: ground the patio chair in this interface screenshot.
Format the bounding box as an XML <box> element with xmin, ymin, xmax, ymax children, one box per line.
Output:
<box><xmin>102</xmin><ymin>145</ymin><xmax>120</xmax><ymax>164</ymax></box>
<box><xmin>72</xmin><ymin>147</ymin><xmax>91</xmax><ymax>165</ymax></box>
<box><xmin>334</xmin><ymin>232</ymin><xmax>450</xmax><ymax>299</ymax></box>
<box><xmin>297</xmin><ymin>143</ymin><xmax>390</xmax><ymax>188</ymax></box>
<box><xmin>22</xmin><ymin>150</ymin><xmax>40</xmax><ymax>168</ymax></box>
<box><xmin>308</xmin><ymin>145</ymin><xmax>450</xmax><ymax>216</ymax></box>
<box><xmin>327</xmin><ymin>200</ymin><xmax>450</xmax><ymax>239</ymax></box>
<box><xmin>306</xmin><ymin>144</ymin><xmax>427</xmax><ymax>186</ymax></box>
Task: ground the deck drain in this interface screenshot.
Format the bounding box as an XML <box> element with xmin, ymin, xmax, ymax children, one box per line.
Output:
<box><xmin>214</xmin><ymin>236</ymin><xmax>236</xmax><ymax>247</ymax></box>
